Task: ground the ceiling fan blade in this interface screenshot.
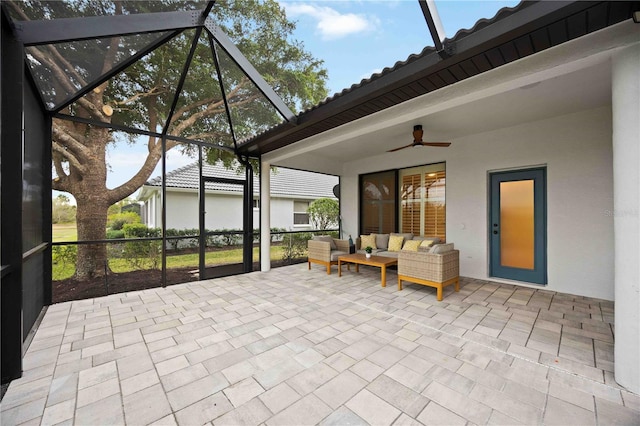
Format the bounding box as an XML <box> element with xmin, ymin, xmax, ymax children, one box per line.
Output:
<box><xmin>420</xmin><ymin>142</ymin><xmax>451</xmax><ymax>147</ymax></box>
<box><xmin>387</xmin><ymin>142</ymin><xmax>415</xmax><ymax>152</ymax></box>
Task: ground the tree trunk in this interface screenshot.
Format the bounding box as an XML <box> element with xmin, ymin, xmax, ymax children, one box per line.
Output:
<box><xmin>69</xmin><ymin>125</ymin><xmax>111</xmax><ymax>280</ymax></box>
<box><xmin>75</xmin><ymin>197</ymin><xmax>110</xmax><ymax>279</ymax></box>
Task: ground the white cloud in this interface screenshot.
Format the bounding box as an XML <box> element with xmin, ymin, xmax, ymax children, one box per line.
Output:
<box><xmin>283</xmin><ymin>3</ymin><xmax>379</xmax><ymax>40</ymax></box>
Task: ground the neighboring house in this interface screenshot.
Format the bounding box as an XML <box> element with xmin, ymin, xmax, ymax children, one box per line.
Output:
<box><xmin>137</xmin><ymin>162</ymin><xmax>338</xmax><ymax>231</ymax></box>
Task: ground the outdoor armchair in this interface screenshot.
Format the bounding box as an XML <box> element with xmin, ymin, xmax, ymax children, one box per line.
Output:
<box><xmin>397</xmin><ymin>243</ymin><xmax>460</xmax><ymax>301</ymax></box>
<box><xmin>307</xmin><ymin>236</ymin><xmax>350</xmax><ymax>275</ymax></box>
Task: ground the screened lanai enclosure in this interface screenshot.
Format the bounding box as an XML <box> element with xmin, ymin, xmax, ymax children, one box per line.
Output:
<box><xmin>1</xmin><ymin>0</ymin><xmax>338</xmax><ymax>383</ymax></box>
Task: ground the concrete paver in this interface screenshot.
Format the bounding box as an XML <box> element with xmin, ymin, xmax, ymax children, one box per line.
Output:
<box><xmin>1</xmin><ymin>265</ymin><xmax>637</xmax><ymax>425</ymax></box>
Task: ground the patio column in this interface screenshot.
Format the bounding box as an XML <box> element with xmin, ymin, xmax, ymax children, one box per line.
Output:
<box><xmin>260</xmin><ymin>160</ymin><xmax>271</xmax><ymax>272</ymax></box>
<box><xmin>612</xmin><ymin>42</ymin><xmax>640</xmax><ymax>394</ymax></box>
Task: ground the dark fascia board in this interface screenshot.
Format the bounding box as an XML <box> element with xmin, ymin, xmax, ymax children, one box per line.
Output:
<box><xmin>450</xmin><ymin>1</ymin><xmax>600</xmax><ymax>54</ymax></box>
<box><xmin>236</xmin><ymin>1</ymin><xmax>604</xmax><ymax>156</ymax></box>
<box><xmin>13</xmin><ymin>10</ymin><xmax>203</xmax><ymax>46</ymax></box>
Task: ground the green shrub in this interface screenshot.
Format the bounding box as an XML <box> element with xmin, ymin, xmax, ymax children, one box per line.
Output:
<box><xmin>281</xmin><ymin>232</ymin><xmax>311</xmax><ymax>264</ymax></box>
<box><xmin>108</xmin><ymin>211</ymin><xmax>140</xmax><ymax>231</ymax></box>
<box><xmin>52</xmin><ymin>244</ymin><xmax>77</xmax><ymax>268</ymax></box>
<box><xmin>106</xmin><ymin>229</ymin><xmax>125</xmax><ymax>239</ymax></box>
<box><xmin>123</xmin><ymin>223</ymin><xmax>161</xmax><ymax>238</ymax></box>
<box><xmin>220</xmin><ymin>229</ymin><xmax>241</xmax><ymax>246</ymax></box>
<box><xmin>122</xmin><ymin>224</ymin><xmax>161</xmax><ymax>269</ymax></box>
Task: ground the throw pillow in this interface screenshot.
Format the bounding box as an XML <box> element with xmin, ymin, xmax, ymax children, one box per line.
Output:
<box><xmin>360</xmin><ymin>234</ymin><xmax>377</xmax><ymax>250</ymax></box>
<box><xmin>402</xmin><ymin>240</ymin><xmax>421</xmax><ymax>251</ymax></box>
<box><xmin>313</xmin><ymin>235</ymin><xmax>336</xmax><ymax>250</ymax></box>
<box><xmin>391</xmin><ymin>232</ymin><xmax>414</xmax><ymax>242</ymax></box>
<box><xmin>419</xmin><ymin>239</ymin><xmax>435</xmax><ymax>249</ymax></box>
<box><xmin>388</xmin><ymin>235</ymin><xmax>404</xmax><ymax>252</ymax></box>
<box><xmin>373</xmin><ymin>233</ymin><xmax>390</xmax><ymax>250</ymax></box>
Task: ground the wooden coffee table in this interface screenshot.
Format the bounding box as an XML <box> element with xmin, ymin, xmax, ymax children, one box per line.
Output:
<box><xmin>338</xmin><ymin>253</ymin><xmax>398</xmax><ymax>287</ymax></box>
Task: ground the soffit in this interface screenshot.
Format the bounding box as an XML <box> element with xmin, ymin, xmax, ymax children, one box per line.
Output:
<box><xmin>236</xmin><ymin>0</ymin><xmax>639</xmax><ymax>158</ymax></box>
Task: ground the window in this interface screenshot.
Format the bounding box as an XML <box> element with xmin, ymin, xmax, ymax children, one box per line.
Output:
<box><xmin>293</xmin><ymin>201</ymin><xmax>309</xmax><ymax>225</ymax></box>
<box><xmin>400</xmin><ymin>163</ymin><xmax>445</xmax><ymax>240</ymax></box>
<box><xmin>359</xmin><ymin>163</ymin><xmax>445</xmax><ymax>239</ymax></box>
<box><xmin>253</xmin><ymin>198</ymin><xmax>260</xmax><ymax>209</ymax></box>
<box><xmin>360</xmin><ymin>170</ymin><xmax>397</xmax><ymax>234</ymax></box>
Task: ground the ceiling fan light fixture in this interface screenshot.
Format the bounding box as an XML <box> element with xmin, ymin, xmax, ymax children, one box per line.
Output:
<box><xmin>387</xmin><ymin>124</ymin><xmax>451</xmax><ymax>152</ymax></box>
<box><xmin>413</xmin><ymin>124</ymin><xmax>423</xmax><ymax>142</ymax></box>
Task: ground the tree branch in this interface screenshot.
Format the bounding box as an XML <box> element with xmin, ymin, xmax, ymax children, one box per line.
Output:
<box><xmin>27</xmin><ymin>47</ymin><xmax>81</xmax><ymax>95</ymax></box>
<box><xmin>169</xmin><ymin>101</ymin><xmax>225</xmax><ymax>136</ymax></box>
<box><xmin>113</xmin><ymin>86</ymin><xmax>163</xmax><ymax>107</ymax></box>
<box><xmin>29</xmin><ymin>46</ymin><xmax>104</xmax><ymax>119</ymax></box>
<box><xmin>184</xmin><ymin>131</ymin><xmax>226</xmax><ymax>141</ymax></box>
<box><xmin>52</xmin><ymin>122</ymin><xmax>91</xmax><ymax>162</ymax></box>
<box><xmin>52</xmin><ymin>142</ymin><xmax>87</xmax><ymax>174</ymax></box>
<box><xmin>52</xmin><ymin>151</ymin><xmax>68</xmax><ymax>180</ymax></box>
<box><xmin>107</xmin><ymin>142</ymin><xmax>163</xmax><ymax>204</ymax></box>
<box><xmin>169</xmin><ymin>78</ymin><xmax>249</xmax><ymax>123</ymax></box>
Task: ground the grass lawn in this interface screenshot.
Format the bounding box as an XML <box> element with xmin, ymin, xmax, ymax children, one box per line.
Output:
<box><xmin>53</xmin><ymin>245</ymin><xmax>292</xmax><ymax>280</ymax></box>
<box><xmin>53</xmin><ymin>223</ymin><xmax>77</xmax><ymax>242</ymax></box>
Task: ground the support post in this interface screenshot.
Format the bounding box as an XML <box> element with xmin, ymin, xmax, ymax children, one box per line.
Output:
<box><xmin>612</xmin><ymin>42</ymin><xmax>640</xmax><ymax>394</ymax></box>
<box><xmin>1</xmin><ymin>8</ymin><xmax>25</xmax><ymax>382</ymax></box>
<box><xmin>260</xmin><ymin>161</ymin><xmax>271</xmax><ymax>272</ymax></box>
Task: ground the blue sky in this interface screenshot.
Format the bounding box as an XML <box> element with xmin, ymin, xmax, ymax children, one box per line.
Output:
<box><xmin>57</xmin><ymin>1</ymin><xmax>520</xmax><ymax>203</ymax></box>
<box><xmin>280</xmin><ymin>0</ymin><xmax>520</xmax><ymax>96</ymax></box>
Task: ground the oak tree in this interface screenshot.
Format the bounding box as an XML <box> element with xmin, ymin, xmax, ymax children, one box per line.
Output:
<box><xmin>11</xmin><ymin>0</ymin><xmax>328</xmax><ymax>279</ymax></box>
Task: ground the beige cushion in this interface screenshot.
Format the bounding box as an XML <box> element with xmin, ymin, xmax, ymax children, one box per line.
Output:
<box><xmin>360</xmin><ymin>234</ymin><xmax>377</xmax><ymax>250</ymax></box>
<box><xmin>413</xmin><ymin>236</ymin><xmax>441</xmax><ymax>243</ymax></box>
<box><xmin>313</xmin><ymin>235</ymin><xmax>336</xmax><ymax>250</ymax></box>
<box><xmin>392</xmin><ymin>232</ymin><xmax>414</xmax><ymax>241</ymax></box>
<box><xmin>388</xmin><ymin>235</ymin><xmax>404</xmax><ymax>252</ymax></box>
<box><xmin>380</xmin><ymin>251</ymin><xmax>399</xmax><ymax>258</ymax></box>
<box><xmin>430</xmin><ymin>243</ymin><xmax>454</xmax><ymax>254</ymax></box>
<box><xmin>402</xmin><ymin>240</ymin><xmax>421</xmax><ymax>251</ymax></box>
<box><xmin>373</xmin><ymin>234</ymin><xmax>390</xmax><ymax>250</ymax></box>
<box><xmin>329</xmin><ymin>250</ymin><xmax>349</xmax><ymax>261</ymax></box>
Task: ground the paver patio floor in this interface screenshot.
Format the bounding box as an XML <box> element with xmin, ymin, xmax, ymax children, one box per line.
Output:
<box><xmin>2</xmin><ymin>264</ymin><xmax>639</xmax><ymax>425</ymax></box>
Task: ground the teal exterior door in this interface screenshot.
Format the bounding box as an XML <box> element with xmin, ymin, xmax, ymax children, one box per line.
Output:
<box><xmin>490</xmin><ymin>168</ymin><xmax>547</xmax><ymax>284</ymax></box>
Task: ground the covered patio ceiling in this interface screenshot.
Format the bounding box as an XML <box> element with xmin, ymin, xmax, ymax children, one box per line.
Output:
<box><xmin>262</xmin><ymin>57</ymin><xmax>613</xmax><ymax>175</ymax></box>
<box><xmin>236</xmin><ymin>1</ymin><xmax>638</xmax><ymax>176</ymax></box>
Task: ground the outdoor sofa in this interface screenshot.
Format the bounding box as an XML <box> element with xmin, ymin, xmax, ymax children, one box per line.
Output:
<box><xmin>356</xmin><ymin>233</ymin><xmax>460</xmax><ymax>301</ymax></box>
<box><xmin>308</xmin><ymin>233</ymin><xmax>460</xmax><ymax>301</ymax></box>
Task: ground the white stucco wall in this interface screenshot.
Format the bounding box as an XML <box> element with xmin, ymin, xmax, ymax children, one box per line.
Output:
<box><xmin>341</xmin><ymin>106</ymin><xmax>614</xmax><ymax>300</ymax></box>
<box><xmin>163</xmin><ymin>191</ymin><xmax>200</xmax><ymax>230</ymax></box>
<box><xmin>153</xmin><ymin>189</ymin><xmax>317</xmax><ymax>231</ymax></box>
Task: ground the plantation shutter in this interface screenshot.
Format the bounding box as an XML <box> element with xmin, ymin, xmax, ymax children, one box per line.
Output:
<box><xmin>424</xmin><ymin>170</ymin><xmax>446</xmax><ymax>240</ymax></box>
<box><xmin>398</xmin><ymin>165</ymin><xmax>446</xmax><ymax>241</ymax></box>
<box><xmin>401</xmin><ymin>173</ymin><xmax>422</xmax><ymax>235</ymax></box>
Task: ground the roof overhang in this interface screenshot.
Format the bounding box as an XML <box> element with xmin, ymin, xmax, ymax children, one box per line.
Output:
<box><xmin>236</xmin><ymin>1</ymin><xmax>640</xmax><ymax>159</ymax></box>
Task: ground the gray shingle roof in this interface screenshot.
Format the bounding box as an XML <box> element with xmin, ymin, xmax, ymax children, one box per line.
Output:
<box><xmin>145</xmin><ymin>162</ymin><xmax>338</xmax><ymax>199</ymax></box>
